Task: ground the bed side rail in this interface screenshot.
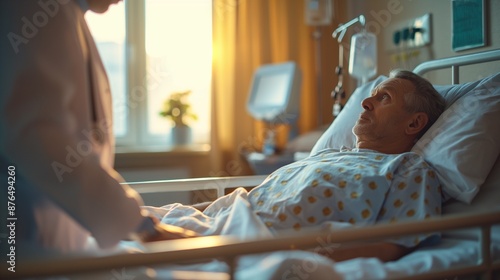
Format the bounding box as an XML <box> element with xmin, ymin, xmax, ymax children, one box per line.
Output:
<box><xmin>126</xmin><ymin>175</ymin><xmax>268</xmax><ymax>197</ymax></box>
<box><xmin>413</xmin><ymin>49</ymin><xmax>500</xmax><ymax>84</ymax></box>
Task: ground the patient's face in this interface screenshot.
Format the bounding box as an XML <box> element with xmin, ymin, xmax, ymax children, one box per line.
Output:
<box><xmin>353</xmin><ymin>78</ymin><xmax>416</xmax><ymax>146</ymax></box>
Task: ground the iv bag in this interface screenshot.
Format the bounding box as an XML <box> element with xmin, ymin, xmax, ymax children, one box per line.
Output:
<box><xmin>348</xmin><ymin>32</ymin><xmax>377</xmax><ymax>81</ymax></box>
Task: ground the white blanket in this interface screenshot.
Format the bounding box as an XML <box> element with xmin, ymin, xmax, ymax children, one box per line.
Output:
<box><xmin>144</xmin><ymin>187</ymin><xmax>272</xmax><ymax>237</ymax></box>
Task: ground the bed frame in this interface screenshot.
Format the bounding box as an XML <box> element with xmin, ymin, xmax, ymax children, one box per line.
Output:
<box><xmin>6</xmin><ymin>49</ymin><xmax>500</xmax><ymax>280</ymax></box>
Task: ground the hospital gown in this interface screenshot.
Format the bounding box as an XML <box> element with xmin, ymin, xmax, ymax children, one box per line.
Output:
<box><xmin>247</xmin><ymin>148</ymin><xmax>442</xmax><ymax>248</ymax></box>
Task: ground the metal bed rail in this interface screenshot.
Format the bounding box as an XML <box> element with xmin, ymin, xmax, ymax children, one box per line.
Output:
<box><xmin>413</xmin><ymin>49</ymin><xmax>500</xmax><ymax>84</ymax></box>
<box><xmin>127</xmin><ymin>175</ymin><xmax>268</xmax><ymax>198</ymax></box>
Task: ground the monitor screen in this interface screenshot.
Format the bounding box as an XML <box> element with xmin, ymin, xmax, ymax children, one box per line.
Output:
<box><xmin>247</xmin><ymin>62</ymin><xmax>301</xmax><ymax>123</ymax></box>
<box><xmin>252</xmin><ymin>73</ymin><xmax>290</xmax><ymax>107</ymax></box>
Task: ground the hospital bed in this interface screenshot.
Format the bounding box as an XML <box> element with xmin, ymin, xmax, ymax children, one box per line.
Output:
<box><xmin>7</xmin><ymin>49</ymin><xmax>500</xmax><ymax>280</ymax></box>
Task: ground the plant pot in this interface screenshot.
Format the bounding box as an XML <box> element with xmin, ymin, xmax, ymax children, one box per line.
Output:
<box><xmin>171</xmin><ymin>125</ymin><xmax>192</xmax><ymax>145</ymax></box>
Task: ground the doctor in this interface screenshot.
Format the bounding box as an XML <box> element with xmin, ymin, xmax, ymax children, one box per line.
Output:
<box><xmin>0</xmin><ymin>0</ymin><xmax>195</xmax><ymax>254</ymax></box>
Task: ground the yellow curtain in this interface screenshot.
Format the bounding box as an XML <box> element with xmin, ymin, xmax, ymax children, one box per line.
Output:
<box><xmin>211</xmin><ymin>0</ymin><xmax>317</xmax><ymax>176</ymax></box>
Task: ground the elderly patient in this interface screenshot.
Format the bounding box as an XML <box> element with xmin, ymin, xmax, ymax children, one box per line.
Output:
<box><xmin>160</xmin><ymin>70</ymin><xmax>445</xmax><ymax>262</ymax></box>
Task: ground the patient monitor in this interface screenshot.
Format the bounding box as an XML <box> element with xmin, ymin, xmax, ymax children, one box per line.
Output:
<box><xmin>245</xmin><ymin>62</ymin><xmax>302</xmax><ymax>174</ymax></box>
<box><xmin>247</xmin><ymin>61</ymin><xmax>301</xmax><ymax>125</ymax></box>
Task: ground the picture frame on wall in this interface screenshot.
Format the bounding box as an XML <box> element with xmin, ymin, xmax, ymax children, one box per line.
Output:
<box><xmin>452</xmin><ymin>0</ymin><xmax>486</xmax><ymax>52</ymax></box>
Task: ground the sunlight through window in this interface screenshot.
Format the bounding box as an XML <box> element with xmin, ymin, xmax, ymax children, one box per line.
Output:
<box><xmin>85</xmin><ymin>3</ymin><xmax>127</xmax><ymax>137</ymax></box>
<box><xmin>84</xmin><ymin>0</ymin><xmax>212</xmax><ymax>148</ymax></box>
<box><xmin>146</xmin><ymin>0</ymin><xmax>212</xmax><ymax>144</ymax></box>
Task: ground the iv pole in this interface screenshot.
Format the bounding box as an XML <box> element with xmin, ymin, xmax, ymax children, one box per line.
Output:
<box><xmin>330</xmin><ymin>15</ymin><xmax>366</xmax><ymax>117</ymax></box>
<box><xmin>332</xmin><ymin>15</ymin><xmax>366</xmax><ymax>42</ymax></box>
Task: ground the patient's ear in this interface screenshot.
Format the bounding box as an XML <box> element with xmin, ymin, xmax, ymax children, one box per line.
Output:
<box><xmin>406</xmin><ymin>112</ymin><xmax>428</xmax><ymax>135</ymax></box>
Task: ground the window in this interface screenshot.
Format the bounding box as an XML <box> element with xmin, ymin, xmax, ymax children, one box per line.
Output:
<box><xmin>85</xmin><ymin>0</ymin><xmax>212</xmax><ymax>150</ymax></box>
<box><xmin>85</xmin><ymin>3</ymin><xmax>127</xmax><ymax>137</ymax></box>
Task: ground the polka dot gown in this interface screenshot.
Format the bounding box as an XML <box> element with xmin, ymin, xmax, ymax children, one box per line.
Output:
<box><xmin>248</xmin><ymin>148</ymin><xmax>442</xmax><ymax>248</ymax></box>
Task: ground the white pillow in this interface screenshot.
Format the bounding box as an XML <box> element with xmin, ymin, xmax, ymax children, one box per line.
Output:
<box><xmin>311</xmin><ymin>73</ymin><xmax>500</xmax><ymax>204</ymax></box>
<box><xmin>414</xmin><ymin>73</ymin><xmax>500</xmax><ymax>203</ymax></box>
<box><xmin>442</xmin><ymin>156</ymin><xmax>500</xmax><ymax>241</ymax></box>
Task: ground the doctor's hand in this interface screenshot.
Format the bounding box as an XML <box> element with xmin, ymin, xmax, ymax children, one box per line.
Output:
<box><xmin>130</xmin><ymin>213</ymin><xmax>201</xmax><ymax>243</ymax></box>
<box><xmin>142</xmin><ymin>223</ymin><xmax>200</xmax><ymax>242</ymax></box>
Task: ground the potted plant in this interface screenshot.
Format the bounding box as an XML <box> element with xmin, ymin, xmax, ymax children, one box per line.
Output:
<box><xmin>159</xmin><ymin>90</ymin><xmax>198</xmax><ymax>145</ymax></box>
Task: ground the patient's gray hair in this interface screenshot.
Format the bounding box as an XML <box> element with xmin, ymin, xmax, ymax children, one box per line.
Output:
<box><xmin>389</xmin><ymin>69</ymin><xmax>446</xmax><ymax>138</ymax></box>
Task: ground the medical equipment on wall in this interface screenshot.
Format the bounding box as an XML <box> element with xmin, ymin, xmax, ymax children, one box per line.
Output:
<box><xmin>304</xmin><ymin>0</ymin><xmax>333</xmax><ymax>26</ymax></box>
<box><xmin>331</xmin><ymin>15</ymin><xmax>377</xmax><ymax>116</ymax></box>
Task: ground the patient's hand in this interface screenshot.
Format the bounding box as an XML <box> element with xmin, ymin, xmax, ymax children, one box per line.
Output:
<box><xmin>142</xmin><ymin>223</ymin><xmax>200</xmax><ymax>242</ymax></box>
